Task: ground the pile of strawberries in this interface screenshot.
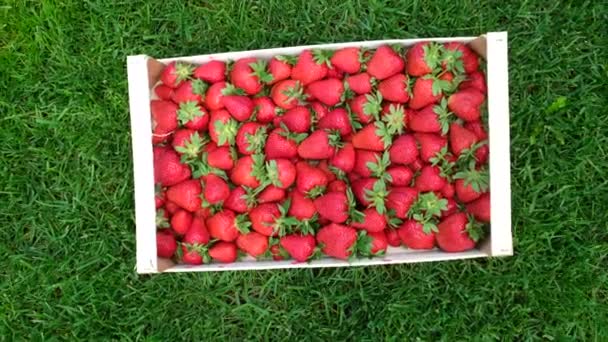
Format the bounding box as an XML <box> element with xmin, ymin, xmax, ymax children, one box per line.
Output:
<box><xmin>151</xmin><ymin>41</ymin><xmax>490</xmax><ymax>265</ymax></box>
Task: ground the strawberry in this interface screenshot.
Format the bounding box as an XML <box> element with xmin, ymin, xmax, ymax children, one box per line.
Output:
<box><xmin>156</xmin><ymin>230</ymin><xmax>177</xmax><ymax>258</ymax></box>
<box><xmin>271</xmin><ymin>80</ymin><xmax>306</xmax><ymax>110</ymax></box>
<box><xmin>378</xmin><ymin>74</ymin><xmax>410</xmax><ymax>103</ymax></box>
<box><xmin>230</xmin><ymin>58</ymin><xmax>268</xmax><ymax>95</ymax></box>
<box><xmin>409</xmin><ymin>76</ymin><xmax>449</xmax><ymax>110</ymax></box>
<box><xmin>330</xmin><ymin>47</ymin><xmax>361</xmax><ymax>74</ymax></box>
<box><xmin>222</xmin><ymin>95</ymin><xmax>254</xmax><ymax>122</ymax></box>
<box><xmin>258</xmin><ymin>185</ymin><xmax>286</xmax><ymax>204</ymax></box>
<box><xmin>353</xmin><ymin>150</ymin><xmax>380</xmax><ymax>178</ymax></box>
<box><xmin>268</xmin><ymin>55</ymin><xmax>295</xmax><ymax>84</ymax></box>
<box><xmin>365</xmin><ymin>231</ymin><xmax>388</xmax><ymax>255</ymax></box>
<box><xmin>318</xmin><ymin>108</ymin><xmax>352</xmax><ymax>136</ymax></box>
<box><xmin>351</xmin><ymin>177</ymin><xmax>377</xmax><ymax>206</ymax></box>
<box><xmin>296</xmin><ymin>161</ymin><xmax>329</xmax><ymax>197</ymax></box>
<box><xmin>466</xmin><ymin>193</ymin><xmax>490</xmax><ymax>223</ymax></box>
<box><xmin>207</xmin><ymin>146</ymin><xmax>235</xmax><ymax>170</ymax></box>
<box><xmin>317</xmin><ymin>160</ymin><xmax>337</xmax><ymax>182</ymax></box>
<box><xmin>316</xmin><ymin>223</ymin><xmax>358</xmax><ymax>260</ymax></box>
<box><xmin>443</xmin><ymin>42</ymin><xmax>479</xmax><ymax>74</ymax></box>
<box><xmin>352</xmin><ymin>104</ymin><xmax>406</xmax><ymax>151</ymax></box>
<box><xmin>328</xmin><ymin>179</ymin><xmax>348</xmax><ymax>193</ymax></box>
<box><xmin>165</xmin><ymin>201</ymin><xmax>180</xmax><ymax>215</ymax></box>
<box><xmin>172</xmin><ymin>129</ymin><xmax>199</xmax><ymax>153</ymax></box>
<box><xmin>224</xmin><ymin>186</ymin><xmax>256</xmax><ymax>213</ymax></box>
<box><xmin>351</xmin><ymin>208</ymin><xmax>386</xmax><ymax>233</ymax></box>
<box><xmin>367</xmin><ymin>45</ymin><xmax>405</xmax><ymax>80</ymax></box>
<box><xmin>280</xmin><ymin>233</ymin><xmax>317</xmax><ymax>262</ymax></box>
<box><xmin>291</xmin><ymin>49</ymin><xmax>332</xmax><ymax>85</ymax></box>
<box><xmin>297</xmin><ymin>130</ymin><xmax>341</xmax><ymax>159</ymax></box>
<box><xmin>181</xmin><ymin>215</ymin><xmax>211</xmax><ymax>264</ymax></box>
<box><xmin>442</xmin><ymin>182</ymin><xmax>455</xmax><ymax>198</ymax></box>
<box><xmin>209</xmin><ymin>241</ymin><xmax>238</xmax><ymax>263</ymax></box>
<box><xmin>166</xmin><ymin>179</ymin><xmax>202</xmax><ymax>212</ymax></box>
<box><xmin>398</xmin><ymin>220</ymin><xmax>435</xmax><ymax>249</ymax></box>
<box><xmin>171</xmin><ymin>209</ymin><xmax>193</xmax><ymax>235</ymax></box>
<box><xmin>205</xmin><ymin>81</ymin><xmax>227</xmax><ymax>110</ymax></box>
<box><xmin>454</xmin><ymin>167</ymin><xmax>489</xmax><ymax>203</ymax></box>
<box><xmin>188</xmin><ymin>216</ymin><xmax>210</xmax><ymax>241</ymax></box>
<box><xmin>171</xmin><ymin>79</ymin><xmax>207</xmax><ymax>103</ymax></box>
<box><xmin>349</xmin><ymin>94</ymin><xmax>379</xmax><ymax>125</ymax></box>
<box><xmin>314</xmin><ymin>191</ymin><xmax>348</xmax><ymax>223</ymax></box>
<box><xmin>389</xmin><ymin>134</ymin><xmax>419</xmax><ymax>165</ymax></box>
<box><xmin>276</xmin><ymin>106</ymin><xmax>311</xmax><ymax>133</ymax></box>
<box><xmin>203</xmin><ymin>174</ymin><xmax>230</xmax><ymax>205</ymax></box>
<box><xmin>385</xmin><ymin>228</ymin><xmax>401</xmax><ymax>247</ymax></box>
<box><xmin>464</xmin><ymin>120</ymin><xmax>488</xmax><ymax>140</ymax></box>
<box><xmin>450</xmin><ymin>122</ymin><xmax>478</xmax><ymax>156</ymax></box>
<box><xmin>327</xmin><ymin>66</ymin><xmax>344</xmax><ymax>79</ymax></box>
<box><xmin>237</xmin><ymin>231</ymin><xmax>269</xmax><ymax>257</ymax></box>
<box><xmin>175</xmin><ymin>101</ymin><xmax>208</xmax><ymax>131</ymax></box>
<box><xmin>409</xmin><ymin>99</ymin><xmax>452</xmax><ymax>134</ymax></box>
<box><xmin>305</xmin><ymin>78</ymin><xmax>344</xmax><ymax>107</ymax></box>
<box><xmin>252</xmin><ymin>96</ymin><xmax>278</xmax><ymax>124</ymax></box>
<box><xmin>448</xmin><ymin>89</ymin><xmax>485</xmax><ymax>122</ymax></box>
<box><xmin>443</xmin><ymin>197</ymin><xmax>459</xmax><ymax>217</ymax></box>
<box><xmin>154</xmin><ymin>84</ymin><xmax>173</xmax><ymax>101</ymax></box>
<box><xmin>236</xmin><ymin>122</ymin><xmax>267</xmax><ymax>155</ymax></box>
<box><xmin>405</xmin><ymin>42</ymin><xmax>443</xmax><ymax>76</ymax></box>
<box><xmin>269</xmin><ymin>243</ymin><xmax>285</xmax><ymax>261</ymax></box>
<box><xmin>208</xmin><ymin>109</ymin><xmax>238</xmax><ymax>147</ymax></box>
<box><xmin>436</xmin><ymin>213</ymin><xmax>483</xmax><ymax>252</ymax></box>
<box><xmin>207</xmin><ymin>210</ymin><xmax>243</xmax><ymax>242</ymax></box>
<box><xmin>346</xmin><ymin>72</ymin><xmax>373</xmax><ymax>94</ymax></box>
<box><xmin>399</xmin><ymin>192</ymin><xmax>447</xmax><ymax>249</ymax></box>
<box><xmin>231</xmin><ymin>154</ymin><xmax>266</xmax><ymax>188</ymax></box>
<box><xmin>160</xmin><ymin>61</ymin><xmax>194</xmax><ymax>88</ymax></box>
<box><xmin>387</xmin><ymin>166</ymin><xmax>414</xmax><ymax>186</ymax></box>
<box><xmin>154</xmin><ymin>147</ymin><xmax>192</xmax><ymax>186</ymax></box>
<box><xmin>310</xmin><ymin>101</ymin><xmax>329</xmax><ymax>121</ymax></box>
<box><xmin>410</xmin><ymin>158</ymin><xmax>424</xmax><ymax>172</ymax></box>
<box><xmin>288</xmin><ymin>190</ymin><xmax>316</xmax><ymax>220</ymax></box>
<box><xmin>415</xmin><ymin>165</ymin><xmax>447</xmax><ymax>192</ymax></box>
<box><xmin>193</xmin><ymin>60</ymin><xmax>226</xmax><ymax>83</ymax></box>
<box><xmin>151</xmin><ymin>100</ymin><xmax>178</xmax><ymax>143</ymax></box>
<box><xmin>266</xmin><ymin>158</ymin><xmax>296</xmax><ymax>189</ymax></box>
<box><xmin>460</xmin><ymin>70</ymin><xmax>486</xmax><ymax>93</ymax></box>
<box><xmin>249</xmin><ymin>203</ymin><xmax>281</xmax><ymax>236</ymax></box>
<box><xmin>265</xmin><ymin>127</ymin><xmax>306</xmax><ymax>160</ymax></box>
<box><xmin>414</xmin><ymin>133</ymin><xmax>448</xmax><ymax>162</ymax></box>
<box><xmin>330</xmin><ymin>142</ymin><xmax>356</xmax><ymax>173</ymax></box>
<box><xmin>386</xmin><ymin>187</ymin><xmax>418</xmax><ymax>219</ymax></box>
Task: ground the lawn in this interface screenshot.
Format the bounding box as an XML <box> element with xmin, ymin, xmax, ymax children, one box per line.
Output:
<box><xmin>1</xmin><ymin>0</ymin><xmax>607</xmax><ymax>339</ymax></box>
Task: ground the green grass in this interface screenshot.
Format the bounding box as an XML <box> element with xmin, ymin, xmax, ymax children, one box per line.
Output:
<box><xmin>1</xmin><ymin>0</ymin><xmax>607</xmax><ymax>339</ymax></box>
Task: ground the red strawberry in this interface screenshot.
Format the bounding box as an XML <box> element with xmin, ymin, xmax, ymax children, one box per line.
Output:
<box><xmin>450</xmin><ymin>122</ymin><xmax>478</xmax><ymax>156</ymax></box>
<box><xmin>454</xmin><ymin>166</ymin><xmax>489</xmax><ymax>203</ymax></box>
<box><xmin>351</xmin><ymin>177</ymin><xmax>377</xmax><ymax>206</ymax></box>
<box><xmin>165</xmin><ymin>201</ymin><xmax>180</xmax><ymax>215</ymax></box>
<box><xmin>409</xmin><ymin>76</ymin><xmax>445</xmax><ymax>110</ymax></box>
<box><xmin>353</xmin><ymin>150</ymin><xmax>381</xmax><ymax>177</ymax></box>
<box><xmin>306</xmin><ymin>78</ymin><xmax>344</xmax><ymax>106</ymax></box>
<box><xmin>193</xmin><ymin>60</ymin><xmax>226</xmax><ymax>83</ymax></box>
<box><xmin>310</xmin><ymin>101</ymin><xmax>329</xmax><ymax>121</ymax></box>
<box><xmin>442</xmin><ymin>182</ymin><xmax>455</xmax><ymax>198</ymax></box>
<box><xmin>328</xmin><ymin>180</ymin><xmax>348</xmax><ymax>193</ymax></box>
<box><xmin>208</xmin><ymin>109</ymin><xmax>238</xmax><ymax>147</ymax></box>
<box><xmin>224</xmin><ymin>186</ymin><xmax>255</xmax><ymax>213</ymax></box>
<box><xmin>237</xmin><ymin>231</ymin><xmax>269</xmax><ymax>257</ymax></box>
<box><xmin>288</xmin><ymin>190</ymin><xmax>316</xmax><ymax>220</ymax></box>
<box><xmin>231</xmin><ymin>155</ymin><xmax>265</xmax><ymax>188</ymax></box>
<box><xmin>208</xmin><ymin>146</ymin><xmax>234</xmax><ymax>170</ymax></box>
<box><xmin>389</xmin><ymin>134</ymin><xmax>419</xmax><ymax>165</ymax></box>
<box><xmin>397</xmin><ymin>220</ymin><xmax>435</xmax><ymax>249</ymax></box>
<box><xmin>268</xmin><ymin>56</ymin><xmax>295</xmax><ymax>84</ymax></box>
<box><xmin>177</xmin><ymin>101</ymin><xmax>209</xmax><ymax>131</ymax></box>
<box><xmin>437</xmin><ymin>213</ymin><xmax>482</xmax><ymax>252</ymax></box>
<box><xmin>265</xmin><ymin>127</ymin><xmax>305</xmax><ymax>160</ymax></box>
<box><xmin>181</xmin><ymin>219</ymin><xmax>211</xmax><ymax>264</ymax></box>
<box><xmin>352</xmin><ymin>104</ymin><xmax>406</xmax><ymax>151</ymax></box>
<box><xmin>415</xmin><ymin>165</ymin><xmax>447</xmax><ymax>192</ymax></box>
<box><xmin>171</xmin><ymin>209</ymin><xmax>192</xmax><ymax>235</ymax></box>
<box><xmin>443</xmin><ymin>197</ymin><xmax>459</xmax><ymax>217</ymax></box>
<box><xmin>475</xmin><ymin>144</ymin><xmax>489</xmax><ymax>165</ymax></box>
<box><xmin>346</xmin><ymin>72</ymin><xmax>373</xmax><ymax>94</ymax></box>
<box><xmin>352</xmin><ymin>124</ymin><xmax>387</xmax><ymax>152</ymax></box>
<box><xmin>316</xmin><ymin>223</ymin><xmax>357</xmax><ymax>260</ymax></box>
<box><xmin>209</xmin><ymin>241</ymin><xmax>238</xmax><ymax>263</ymax></box>
<box><xmin>454</xmin><ymin>179</ymin><xmax>483</xmax><ymax>203</ymax></box>
<box><xmin>154</xmin><ymin>84</ymin><xmax>173</xmax><ymax>100</ymax></box>
<box><xmin>349</xmin><ymin>94</ymin><xmax>378</xmax><ymax>125</ymax></box>
<box><xmin>330</xmin><ymin>142</ymin><xmax>356</xmax><ymax>173</ymax></box>
<box><xmin>280</xmin><ymin>233</ymin><xmax>317</xmax><ymax>262</ymax></box>
<box><xmin>271</xmin><ymin>80</ymin><xmax>306</xmax><ymax>110</ymax></box>
<box><xmin>269</xmin><ymin>243</ymin><xmax>285</xmax><ymax>261</ymax></box>
<box><xmin>386</xmin><ymin>187</ymin><xmax>418</xmax><ymax>219</ymax></box>
<box><xmin>351</xmin><ymin>208</ymin><xmax>386</xmax><ymax>233</ymax></box>
<box><xmin>171</xmin><ymin>129</ymin><xmax>198</xmax><ymax>152</ymax></box>
<box><xmin>414</xmin><ymin>133</ymin><xmax>447</xmax><ymax>162</ymax></box>
<box><xmin>317</xmin><ymin>160</ymin><xmax>337</xmax><ymax>182</ymax></box>
<box><xmin>330</xmin><ymin>47</ymin><xmax>361</xmax><ymax>74</ymax></box>
<box><xmin>443</xmin><ymin>42</ymin><xmax>479</xmax><ymax>73</ymax></box>
<box><xmin>327</xmin><ymin>66</ymin><xmax>344</xmax><ymax>79</ymax></box>
<box><xmin>466</xmin><ymin>193</ymin><xmax>490</xmax><ymax>222</ymax></box>
<box><xmin>222</xmin><ymin>95</ymin><xmax>254</xmax><ymax>121</ymax></box>
<box><xmin>266</xmin><ymin>158</ymin><xmax>297</xmax><ymax>189</ymax></box>
<box><xmin>291</xmin><ymin>49</ymin><xmax>331</xmax><ymax>85</ymax></box>
<box><xmin>387</xmin><ymin>166</ymin><xmax>414</xmax><ymax>186</ymax></box>
<box><xmin>236</xmin><ymin>122</ymin><xmax>267</xmax><ymax>155</ymax></box>
<box><xmin>151</xmin><ymin>100</ymin><xmax>178</xmax><ymax>143</ymax></box>
<box><xmin>252</xmin><ymin>96</ymin><xmax>277</xmax><ymax>124</ymax></box>
<box><xmin>464</xmin><ymin>120</ymin><xmax>488</xmax><ymax>140</ymax></box>
<box><xmin>207</xmin><ymin>210</ymin><xmax>240</xmax><ymax>242</ymax></box>
<box><xmin>314</xmin><ymin>191</ymin><xmax>348</xmax><ymax>223</ymax></box>
<box><xmin>194</xmin><ymin>207</ymin><xmax>211</xmax><ymax>219</ymax></box>
<box><xmin>296</xmin><ymin>161</ymin><xmax>329</xmax><ymax>197</ymax></box>
<box><xmin>297</xmin><ymin>130</ymin><xmax>339</xmax><ymax>159</ymax></box>
<box><xmin>171</xmin><ymin>79</ymin><xmax>207</xmax><ymax>103</ymax></box>
<box><xmin>258</xmin><ymin>185</ymin><xmax>286</xmax><ymax>204</ymax></box>
<box><xmin>385</xmin><ymin>228</ymin><xmax>401</xmax><ymax>247</ymax></box>
<box><xmin>205</xmin><ymin>81</ymin><xmax>227</xmax><ymax>110</ymax></box>
<box><xmin>160</xmin><ymin>61</ymin><xmax>193</xmax><ymax>88</ymax></box>
<box><xmin>378</xmin><ymin>74</ymin><xmax>410</xmax><ymax>103</ymax></box>
<box><xmin>154</xmin><ymin>146</ymin><xmax>191</xmax><ymax>186</ymax></box>
<box><xmin>188</xmin><ymin>216</ymin><xmax>210</xmax><ymax>241</ymax></box>
<box><xmin>460</xmin><ymin>70</ymin><xmax>487</xmax><ymax>93</ymax></box>
<box><xmin>367</xmin><ymin>45</ymin><xmax>405</xmax><ymax>80</ymax></box>
<box><xmin>318</xmin><ymin>108</ymin><xmax>352</xmax><ymax>136</ymax></box>
<box><xmin>405</xmin><ymin>42</ymin><xmax>442</xmax><ymax>76</ymax></box>
<box><xmin>249</xmin><ymin>203</ymin><xmax>281</xmax><ymax>236</ymax></box>
<box><xmin>276</xmin><ymin>106</ymin><xmax>311</xmax><ymax>133</ymax></box>
<box><xmin>156</xmin><ymin>230</ymin><xmax>177</xmax><ymax>258</ymax></box>
<box><xmin>230</xmin><ymin>58</ymin><xmax>267</xmax><ymax>95</ymax></box>
<box><xmin>366</xmin><ymin>231</ymin><xmax>388</xmax><ymax>255</ymax></box>
<box><xmin>409</xmin><ymin>100</ymin><xmax>452</xmax><ymax>134</ymax></box>
<box><xmin>448</xmin><ymin>89</ymin><xmax>485</xmax><ymax>122</ymax></box>
<box><xmin>166</xmin><ymin>180</ymin><xmax>202</xmax><ymax>212</ymax></box>
<box><xmin>203</xmin><ymin>174</ymin><xmax>230</xmax><ymax>205</ymax></box>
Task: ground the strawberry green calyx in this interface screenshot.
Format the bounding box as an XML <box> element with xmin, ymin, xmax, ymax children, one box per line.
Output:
<box><xmin>178</xmin><ymin>101</ymin><xmax>206</xmax><ymax>126</ymax></box>
<box><xmin>373</xmin><ymin>121</ymin><xmax>395</xmax><ymax>150</ymax></box>
<box><xmin>265</xmin><ymin>160</ymin><xmax>283</xmax><ymax>188</ymax></box>
<box><xmin>434</xmin><ymin>98</ymin><xmax>453</xmax><ymax>135</ymax></box>
<box><xmin>364</xmin><ymin>179</ymin><xmax>389</xmax><ymax>215</ymax></box>
<box><xmin>221</xmin><ymin>82</ymin><xmax>246</xmax><ymax>96</ymax></box>
<box><xmin>272</xmin><ymin>199</ymin><xmax>301</xmax><ymax>236</ymax></box>
<box><xmin>358</xmin><ymin>47</ymin><xmax>372</xmax><ymax>65</ymax></box>
<box><xmin>347</xmin><ymin>188</ymin><xmax>365</xmax><ymax>224</ymax></box>
<box><xmin>457</xmin><ymin>140</ymin><xmax>487</xmax><ymax>167</ymax></box>
<box><xmin>250</xmin><ymin>153</ymin><xmax>269</xmax><ymax>185</ymax></box>
<box><xmin>278</xmin><ymin>123</ymin><xmax>308</xmax><ymax>143</ymax></box>
<box><xmin>281</xmin><ymin>81</ymin><xmax>307</xmax><ymax>105</ymax></box>
<box><xmin>214</xmin><ymin>118</ymin><xmax>238</xmax><ymax>146</ymax></box>
<box><xmin>424</xmin><ymin>74</ymin><xmax>452</xmax><ymax>97</ymax></box>
<box><xmin>275</xmin><ymin>55</ymin><xmax>298</xmax><ymax>65</ymax></box>
<box><xmin>465</xmin><ymin>214</ymin><xmax>485</xmax><ymax>242</ymax></box>
<box><xmin>430</xmin><ymin>146</ymin><xmax>456</xmax><ymax>180</ymax></box>
<box><xmin>441</xmin><ymin>49</ymin><xmax>464</xmax><ymax>75</ymax></box>
<box><xmin>235</xmin><ymin>213</ymin><xmax>252</xmax><ymax>234</ymax></box>
<box><xmin>340</xmin><ymin>82</ymin><xmax>355</xmax><ymax>103</ymax></box>
<box><xmin>454</xmin><ymin>167</ymin><xmax>489</xmax><ymax>193</ymax></box>
<box><xmin>408</xmin><ymin>192</ymin><xmax>448</xmax><ymax>234</ymax></box>
<box><xmin>422</xmin><ymin>42</ymin><xmax>443</xmax><ymax>74</ymax></box>
<box><xmin>241</xmin><ymin>186</ymin><xmax>259</xmax><ymax>208</ymax></box>
<box><xmin>382</xmin><ymin>104</ymin><xmax>406</xmax><ymax>135</ymax></box>
<box><xmin>298</xmin><ymin>214</ymin><xmax>319</xmax><ymax>236</ymax></box>
<box><xmin>245</xmin><ymin>126</ymin><xmax>268</xmax><ymax>153</ymax></box>
<box><xmin>249</xmin><ymin>60</ymin><xmax>274</xmax><ymax>84</ymax></box>
<box><xmin>175</xmin><ymin>62</ymin><xmax>195</xmax><ymax>83</ymax></box>
<box><xmin>355</xmin><ymin>230</ymin><xmax>384</xmax><ymax>258</ymax></box>
<box><xmin>155</xmin><ymin>183</ymin><xmax>164</xmax><ymax>197</ymax></box>
<box><xmin>329</xmin><ymin>166</ymin><xmax>347</xmax><ymax>181</ymax></box>
<box><xmin>328</xmin><ymin>130</ymin><xmax>344</xmax><ymax>148</ymax></box>
<box><xmin>307</xmin><ymin>185</ymin><xmax>326</xmax><ymax>199</ymax></box>
<box><xmin>366</xmin><ymin>151</ymin><xmax>392</xmax><ymax>183</ymax></box>
<box><xmin>175</xmin><ymin>132</ymin><xmax>207</xmax><ymax>161</ymax></box>
<box><xmin>386</xmin><ymin>209</ymin><xmax>403</xmax><ymax>229</ymax></box>
<box><xmin>348</xmin><ymin>106</ymin><xmax>363</xmax><ymax>131</ymax></box>
<box><xmin>389</xmin><ymin>43</ymin><xmax>405</xmax><ymax>54</ymax></box>
<box><xmin>363</xmin><ymin>92</ymin><xmax>383</xmax><ymax>121</ymax></box>
<box><xmin>181</xmin><ymin>241</ymin><xmax>212</xmax><ymax>264</ymax></box>
<box><xmin>191</xmin><ymin>79</ymin><xmax>209</xmax><ymax>97</ymax></box>
<box><xmin>156</xmin><ymin>210</ymin><xmax>170</xmax><ymax>228</ymax></box>
<box><xmin>312</xmin><ymin>49</ymin><xmax>334</xmax><ymax>67</ymax></box>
